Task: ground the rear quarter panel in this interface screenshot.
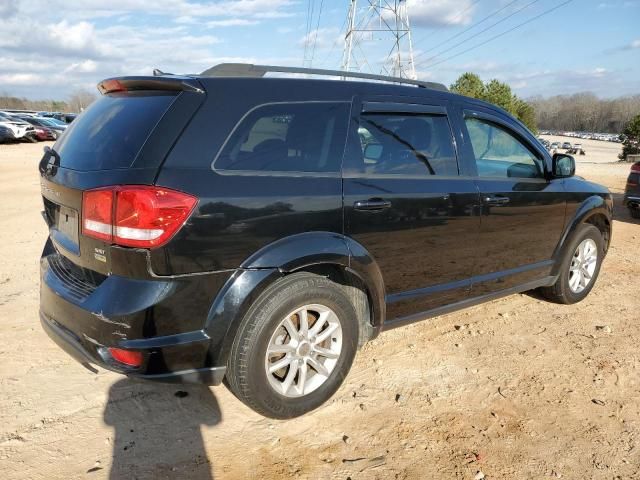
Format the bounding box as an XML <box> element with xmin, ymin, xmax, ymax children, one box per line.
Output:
<box><xmin>153</xmin><ymin>78</ymin><xmax>353</xmax><ymax>275</ymax></box>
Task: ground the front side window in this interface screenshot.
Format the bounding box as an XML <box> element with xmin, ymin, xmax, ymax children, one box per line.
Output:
<box><xmin>465</xmin><ymin>117</ymin><xmax>543</xmax><ymax>179</ymax></box>
<box><xmin>215</xmin><ymin>102</ymin><xmax>350</xmax><ymax>173</ymax></box>
<box><xmin>355</xmin><ymin>113</ymin><xmax>458</xmax><ymax>176</ymax></box>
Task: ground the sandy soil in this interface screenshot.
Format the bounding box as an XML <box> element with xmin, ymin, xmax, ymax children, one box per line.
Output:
<box><xmin>1</xmin><ymin>140</ymin><xmax>639</xmax><ymax>480</ymax></box>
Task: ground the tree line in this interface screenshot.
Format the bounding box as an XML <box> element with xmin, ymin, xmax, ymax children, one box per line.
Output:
<box><xmin>529</xmin><ymin>93</ymin><xmax>640</xmax><ymax>134</ymax></box>
<box><xmin>0</xmin><ymin>89</ymin><xmax>96</xmax><ymax>113</ymax></box>
<box><xmin>449</xmin><ymin>72</ymin><xmax>639</xmax><ymax>135</ymax></box>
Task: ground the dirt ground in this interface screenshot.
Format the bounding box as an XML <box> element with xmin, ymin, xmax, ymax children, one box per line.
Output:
<box><xmin>1</xmin><ymin>140</ymin><xmax>638</xmax><ymax>480</ymax></box>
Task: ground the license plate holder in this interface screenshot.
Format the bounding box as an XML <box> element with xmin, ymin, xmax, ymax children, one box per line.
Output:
<box><xmin>55</xmin><ymin>205</ymin><xmax>79</xmax><ymax>248</ymax></box>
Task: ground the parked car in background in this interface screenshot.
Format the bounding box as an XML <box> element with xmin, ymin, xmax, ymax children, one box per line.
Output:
<box><xmin>570</xmin><ymin>143</ymin><xmax>586</xmax><ymax>155</ymax></box>
<box><xmin>30</xmin><ymin>126</ymin><xmax>56</xmax><ymax>141</ymax></box>
<box><xmin>44</xmin><ymin>112</ymin><xmax>77</xmax><ymax>124</ymax></box>
<box><xmin>17</xmin><ymin>116</ymin><xmax>66</xmax><ymax>139</ymax></box>
<box><xmin>562</xmin><ymin>142</ymin><xmax>572</xmax><ymax>149</ymax></box>
<box><xmin>45</xmin><ymin>117</ymin><xmax>69</xmax><ymax>128</ymax></box>
<box><xmin>623</xmin><ymin>162</ymin><xmax>640</xmax><ymax>219</ymax></box>
<box><xmin>550</xmin><ymin>142</ymin><xmax>560</xmax><ymax>150</ymax></box>
<box><xmin>0</xmin><ymin>112</ymin><xmax>35</xmax><ymax>141</ymax></box>
<box><xmin>0</xmin><ymin>125</ymin><xmax>16</xmax><ymax>143</ymax></box>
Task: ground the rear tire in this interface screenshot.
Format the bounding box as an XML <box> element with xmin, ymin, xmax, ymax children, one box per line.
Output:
<box><xmin>225</xmin><ymin>272</ymin><xmax>359</xmax><ymax>419</ymax></box>
<box><xmin>540</xmin><ymin>224</ymin><xmax>604</xmax><ymax>304</ymax></box>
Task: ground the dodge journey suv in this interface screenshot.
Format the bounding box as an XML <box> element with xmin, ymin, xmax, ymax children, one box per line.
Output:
<box><xmin>39</xmin><ymin>64</ymin><xmax>612</xmax><ymax>418</ymax></box>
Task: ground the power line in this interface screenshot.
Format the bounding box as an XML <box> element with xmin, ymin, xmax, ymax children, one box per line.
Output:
<box><xmin>414</xmin><ymin>0</ymin><xmax>541</xmax><ymax>67</ymax></box>
<box><xmin>413</xmin><ymin>0</ymin><xmax>520</xmax><ymax>61</ymax></box>
<box><xmin>303</xmin><ymin>0</ymin><xmax>318</xmax><ymax>67</ymax></box>
<box><xmin>302</xmin><ymin>0</ymin><xmax>313</xmax><ymax>64</ymax></box>
<box><xmin>309</xmin><ymin>0</ymin><xmax>325</xmax><ymax>67</ymax></box>
<box><xmin>317</xmin><ymin>14</ymin><xmax>348</xmax><ymax>67</ymax></box>
<box><xmin>419</xmin><ymin>0</ymin><xmax>575</xmax><ymax>70</ymax></box>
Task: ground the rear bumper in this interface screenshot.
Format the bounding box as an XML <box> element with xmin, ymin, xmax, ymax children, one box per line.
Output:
<box><xmin>623</xmin><ymin>195</ymin><xmax>640</xmax><ymax>208</ymax></box>
<box><xmin>39</xmin><ymin>244</ymin><xmax>230</xmax><ymax>385</ymax></box>
<box><xmin>40</xmin><ymin>312</ymin><xmax>226</xmax><ymax>384</ymax></box>
<box><xmin>40</xmin><ymin>312</ymin><xmax>226</xmax><ymax>385</ymax></box>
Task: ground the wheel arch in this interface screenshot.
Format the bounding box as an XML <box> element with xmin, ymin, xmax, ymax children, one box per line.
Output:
<box><xmin>205</xmin><ymin>232</ymin><xmax>385</xmax><ymax>367</ymax></box>
<box><xmin>552</xmin><ymin>195</ymin><xmax>612</xmax><ymax>276</ymax></box>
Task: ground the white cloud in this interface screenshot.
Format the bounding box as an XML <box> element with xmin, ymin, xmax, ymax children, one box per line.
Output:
<box><xmin>48</xmin><ymin>21</ymin><xmax>97</xmax><ymax>53</ymax></box>
<box><xmin>64</xmin><ymin>60</ymin><xmax>98</xmax><ymax>74</ymax></box>
<box><xmin>205</xmin><ymin>19</ymin><xmax>260</xmax><ymax>28</ymax></box>
<box><xmin>0</xmin><ymin>73</ymin><xmax>43</xmax><ymax>85</ymax></box>
<box><xmin>298</xmin><ymin>28</ymin><xmax>341</xmax><ymax>50</ymax></box>
<box><xmin>407</xmin><ymin>0</ymin><xmax>476</xmax><ymax>28</ymax></box>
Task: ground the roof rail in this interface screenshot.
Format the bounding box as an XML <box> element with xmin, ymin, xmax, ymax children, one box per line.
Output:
<box><xmin>199</xmin><ymin>63</ymin><xmax>448</xmax><ymax>92</ymax></box>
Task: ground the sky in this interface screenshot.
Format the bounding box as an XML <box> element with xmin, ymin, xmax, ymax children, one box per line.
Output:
<box><xmin>0</xmin><ymin>0</ymin><xmax>638</xmax><ymax>101</ymax></box>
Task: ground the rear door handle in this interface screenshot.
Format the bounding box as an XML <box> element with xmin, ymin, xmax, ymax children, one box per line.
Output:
<box><xmin>354</xmin><ymin>198</ymin><xmax>392</xmax><ymax>211</ymax></box>
<box><xmin>483</xmin><ymin>195</ymin><xmax>510</xmax><ymax>206</ymax></box>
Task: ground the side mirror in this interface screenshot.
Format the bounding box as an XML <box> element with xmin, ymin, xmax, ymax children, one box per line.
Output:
<box><xmin>364</xmin><ymin>143</ymin><xmax>383</xmax><ymax>161</ymax></box>
<box><xmin>552</xmin><ymin>153</ymin><xmax>575</xmax><ymax>178</ymax></box>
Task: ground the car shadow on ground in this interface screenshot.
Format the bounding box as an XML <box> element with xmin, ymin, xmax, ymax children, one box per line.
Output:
<box><xmin>103</xmin><ymin>378</ymin><xmax>221</xmax><ymax>479</ymax></box>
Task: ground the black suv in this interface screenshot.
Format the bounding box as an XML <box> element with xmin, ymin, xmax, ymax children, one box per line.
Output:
<box><xmin>39</xmin><ymin>64</ymin><xmax>612</xmax><ymax>418</ymax></box>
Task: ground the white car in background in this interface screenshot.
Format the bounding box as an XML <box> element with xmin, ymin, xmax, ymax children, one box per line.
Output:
<box><xmin>0</xmin><ymin>112</ymin><xmax>35</xmax><ymax>140</ymax></box>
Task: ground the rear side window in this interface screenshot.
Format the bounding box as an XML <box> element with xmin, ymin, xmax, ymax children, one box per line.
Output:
<box><xmin>215</xmin><ymin>102</ymin><xmax>350</xmax><ymax>173</ymax></box>
<box><xmin>54</xmin><ymin>92</ymin><xmax>176</xmax><ymax>171</ymax></box>
<box><xmin>355</xmin><ymin>113</ymin><xmax>458</xmax><ymax>176</ymax></box>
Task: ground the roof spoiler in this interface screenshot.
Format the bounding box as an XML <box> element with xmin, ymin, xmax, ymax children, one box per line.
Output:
<box><xmin>97</xmin><ymin>76</ymin><xmax>204</xmax><ymax>95</ymax></box>
<box><xmin>199</xmin><ymin>63</ymin><xmax>448</xmax><ymax>92</ymax></box>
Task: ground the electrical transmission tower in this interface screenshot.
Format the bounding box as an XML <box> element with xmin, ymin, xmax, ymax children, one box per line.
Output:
<box><xmin>341</xmin><ymin>0</ymin><xmax>416</xmax><ymax>79</ymax></box>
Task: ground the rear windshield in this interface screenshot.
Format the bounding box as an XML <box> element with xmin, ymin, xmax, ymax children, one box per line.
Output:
<box><xmin>54</xmin><ymin>91</ymin><xmax>176</xmax><ymax>171</ymax></box>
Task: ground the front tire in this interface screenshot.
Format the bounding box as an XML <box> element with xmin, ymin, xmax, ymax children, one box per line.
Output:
<box><xmin>225</xmin><ymin>272</ymin><xmax>359</xmax><ymax>419</ymax></box>
<box><xmin>629</xmin><ymin>207</ymin><xmax>640</xmax><ymax>219</ymax></box>
<box><xmin>540</xmin><ymin>224</ymin><xmax>604</xmax><ymax>304</ymax></box>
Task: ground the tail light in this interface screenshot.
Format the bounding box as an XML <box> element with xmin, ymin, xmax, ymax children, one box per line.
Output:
<box><xmin>108</xmin><ymin>348</ymin><xmax>143</xmax><ymax>367</ymax></box>
<box><xmin>82</xmin><ymin>186</ymin><xmax>197</xmax><ymax>248</ymax></box>
<box><xmin>631</xmin><ymin>162</ymin><xmax>640</xmax><ymax>173</ymax></box>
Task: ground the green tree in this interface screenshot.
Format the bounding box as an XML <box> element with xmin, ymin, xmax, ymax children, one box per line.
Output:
<box><xmin>619</xmin><ymin>113</ymin><xmax>640</xmax><ymax>161</ymax></box>
<box><xmin>483</xmin><ymin>79</ymin><xmax>513</xmax><ymax>112</ymax></box>
<box><xmin>513</xmin><ymin>96</ymin><xmax>538</xmax><ymax>133</ymax></box>
<box><xmin>450</xmin><ymin>72</ymin><xmax>538</xmax><ymax>133</ymax></box>
<box><xmin>450</xmin><ymin>72</ymin><xmax>485</xmax><ymax>98</ymax></box>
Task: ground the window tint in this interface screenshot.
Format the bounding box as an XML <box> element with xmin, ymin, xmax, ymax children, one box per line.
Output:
<box><xmin>465</xmin><ymin>117</ymin><xmax>543</xmax><ymax>178</ymax></box>
<box><xmin>356</xmin><ymin>113</ymin><xmax>458</xmax><ymax>176</ymax></box>
<box><xmin>215</xmin><ymin>102</ymin><xmax>350</xmax><ymax>173</ymax></box>
<box><xmin>54</xmin><ymin>92</ymin><xmax>176</xmax><ymax>171</ymax></box>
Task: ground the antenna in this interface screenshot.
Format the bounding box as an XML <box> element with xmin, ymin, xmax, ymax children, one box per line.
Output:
<box><xmin>341</xmin><ymin>0</ymin><xmax>416</xmax><ymax>80</ymax></box>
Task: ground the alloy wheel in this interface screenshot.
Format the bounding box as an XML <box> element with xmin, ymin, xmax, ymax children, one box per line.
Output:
<box><xmin>568</xmin><ymin>238</ymin><xmax>598</xmax><ymax>293</ymax></box>
<box><xmin>265</xmin><ymin>304</ymin><xmax>343</xmax><ymax>397</ymax></box>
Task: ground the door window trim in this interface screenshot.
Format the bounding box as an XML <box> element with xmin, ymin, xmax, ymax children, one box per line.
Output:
<box><xmin>346</xmin><ymin>102</ymin><xmax>461</xmax><ymax>178</ymax></box>
<box><xmin>462</xmin><ymin>109</ymin><xmax>548</xmax><ymax>181</ymax></box>
<box><xmin>362</xmin><ymin>102</ymin><xmax>447</xmax><ymax>116</ymax></box>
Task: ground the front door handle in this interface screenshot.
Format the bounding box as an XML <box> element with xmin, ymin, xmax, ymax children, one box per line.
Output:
<box><xmin>483</xmin><ymin>195</ymin><xmax>510</xmax><ymax>206</ymax></box>
<box><xmin>354</xmin><ymin>198</ymin><xmax>392</xmax><ymax>211</ymax></box>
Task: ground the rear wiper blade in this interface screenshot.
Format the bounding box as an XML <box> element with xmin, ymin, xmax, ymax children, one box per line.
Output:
<box><xmin>39</xmin><ymin>146</ymin><xmax>61</xmax><ymax>174</ymax></box>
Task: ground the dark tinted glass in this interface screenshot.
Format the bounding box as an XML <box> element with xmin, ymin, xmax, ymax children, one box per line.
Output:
<box><xmin>356</xmin><ymin>113</ymin><xmax>458</xmax><ymax>176</ymax></box>
<box><xmin>215</xmin><ymin>102</ymin><xmax>350</xmax><ymax>173</ymax></box>
<box><xmin>54</xmin><ymin>92</ymin><xmax>176</xmax><ymax>171</ymax></box>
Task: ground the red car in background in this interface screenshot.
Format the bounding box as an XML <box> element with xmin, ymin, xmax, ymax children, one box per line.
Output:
<box><xmin>29</xmin><ymin>126</ymin><xmax>56</xmax><ymax>142</ymax></box>
<box><xmin>623</xmin><ymin>161</ymin><xmax>640</xmax><ymax>219</ymax></box>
